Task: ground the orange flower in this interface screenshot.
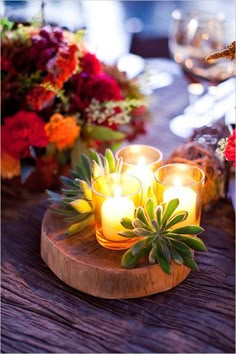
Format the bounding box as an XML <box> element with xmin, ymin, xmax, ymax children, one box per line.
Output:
<box><xmin>45</xmin><ymin>113</ymin><xmax>80</xmax><ymax>150</ymax></box>
<box><xmin>1</xmin><ymin>152</ymin><xmax>20</xmax><ymax>179</ymax></box>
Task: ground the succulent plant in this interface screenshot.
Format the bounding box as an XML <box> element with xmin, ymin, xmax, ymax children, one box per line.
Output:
<box><xmin>119</xmin><ymin>197</ymin><xmax>207</xmax><ymax>274</ymax></box>
<box><xmin>47</xmin><ymin>148</ymin><xmax>123</xmax><ymax>236</ymax></box>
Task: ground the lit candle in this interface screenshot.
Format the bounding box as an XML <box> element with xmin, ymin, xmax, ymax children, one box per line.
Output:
<box><xmin>163</xmin><ymin>177</ymin><xmax>197</xmax><ymax>226</ymax></box>
<box><xmin>102</xmin><ymin>187</ymin><xmax>135</xmax><ymax>241</ymax></box>
<box><xmin>126</xmin><ymin>156</ymin><xmax>154</xmax><ymax>195</ymax></box>
<box><xmin>115</xmin><ymin>145</ymin><xmax>163</xmax><ymax>195</ymax></box>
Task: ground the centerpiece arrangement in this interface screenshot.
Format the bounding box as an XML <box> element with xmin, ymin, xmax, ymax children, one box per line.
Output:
<box><xmin>1</xmin><ymin>18</ymin><xmax>148</xmax><ymax>190</ymax></box>
<box><xmin>42</xmin><ymin>147</ymin><xmax>207</xmax><ymax>298</ymax></box>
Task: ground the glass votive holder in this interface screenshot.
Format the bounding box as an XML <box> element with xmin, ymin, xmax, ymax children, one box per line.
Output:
<box><xmin>115</xmin><ymin>144</ymin><xmax>163</xmax><ymax>200</ymax></box>
<box><xmin>91</xmin><ymin>173</ymin><xmax>142</xmax><ymax>250</ymax></box>
<box><xmin>154</xmin><ymin>163</ymin><xmax>205</xmax><ymax>227</ymax></box>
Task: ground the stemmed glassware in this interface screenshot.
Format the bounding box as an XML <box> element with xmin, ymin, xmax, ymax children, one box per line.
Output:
<box><xmin>168</xmin><ymin>9</ymin><xmax>235</xmax><ymax>138</ymax></box>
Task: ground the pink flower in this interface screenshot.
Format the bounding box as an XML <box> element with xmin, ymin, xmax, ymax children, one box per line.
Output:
<box><xmin>225</xmin><ymin>129</ymin><xmax>236</xmax><ymax>166</ymax></box>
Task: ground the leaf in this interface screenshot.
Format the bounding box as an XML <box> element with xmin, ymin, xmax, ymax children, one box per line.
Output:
<box><xmin>170</xmin><ymin>247</ymin><xmax>183</xmax><ymax>265</ymax></box>
<box><xmin>105</xmin><ymin>149</ymin><xmax>116</xmax><ymax>173</ymax></box>
<box><xmin>161</xmin><ymin>198</ymin><xmax>179</xmax><ymax>226</ymax></box>
<box><xmin>70</xmin><ymin>169</ymin><xmax>80</xmax><ymax>179</ymax></box>
<box><xmin>156</xmin><ymin>243</ymin><xmax>172</xmax><ymax>274</ymax></box>
<box><xmin>104</xmin><ymin>157</ymin><xmax>110</xmax><ymax>175</ymax></box>
<box><xmin>160</xmin><ymin>242</ymin><xmax>171</xmax><ymax>262</ymax></box>
<box><xmin>76</xmin><ymin>160</ymin><xmax>90</xmax><ymax>183</ymax></box>
<box><xmin>115</xmin><ymin>157</ymin><xmax>123</xmax><ymax>173</ymax></box>
<box><xmin>136</xmin><ymin>207</ymin><xmax>151</xmax><ymax>227</ymax></box>
<box><xmin>81</xmin><ymin>153</ymin><xmax>92</xmax><ymax>181</ymax></box>
<box><xmin>130</xmin><ymin>236</ymin><xmax>153</xmax><ymax>256</ymax></box>
<box><xmin>149</xmin><ymin>243</ymin><xmax>157</xmax><ymax>264</ymax></box>
<box><xmin>147</xmin><ymin>186</ymin><xmax>157</xmax><ymax>206</ymax></box>
<box><xmin>121</xmin><ymin>240</ymin><xmax>152</xmax><ymax>268</ymax></box>
<box><xmin>151</xmin><ymin>220</ymin><xmax>159</xmax><ymax>231</ymax></box>
<box><xmin>167</xmin><ymin>233</ymin><xmax>207</xmax><ymax>252</ymax></box>
<box><xmin>66</xmin><ymin>215</ymin><xmax>94</xmax><ymax>236</ymax></box>
<box><xmin>118</xmin><ymin>230</ymin><xmax>137</xmax><ymax>238</ymax></box>
<box><xmin>120</xmin><ymin>217</ymin><xmax>134</xmax><ymax>230</ymax></box>
<box><xmin>49</xmin><ymin>207</ymin><xmax>76</xmax><ymax>216</ymax></box>
<box><xmin>60</xmin><ymin>176</ymin><xmax>76</xmax><ymax>188</ymax></box>
<box><xmin>61</xmin><ymin>189</ymin><xmax>83</xmax><ymax>196</ymax></box>
<box><xmin>46</xmin><ymin>190</ymin><xmax>62</xmax><ymax>202</ymax></box>
<box><xmin>132</xmin><ymin>218</ymin><xmax>151</xmax><ymax>231</ymax></box>
<box><xmin>144</xmin><ymin>198</ymin><xmax>155</xmax><ymax>221</ymax></box>
<box><xmin>88</xmin><ymin>149</ymin><xmax>103</xmax><ymax>166</ymax></box>
<box><xmin>70</xmin><ymin>199</ymin><xmax>93</xmax><ymax>213</ymax></box>
<box><xmin>165</xmin><ymin>211</ymin><xmax>188</xmax><ymax>229</ymax></box>
<box><xmin>80</xmin><ymin>180</ymin><xmax>92</xmax><ymax>200</ymax></box>
<box><xmin>133</xmin><ymin>228</ymin><xmax>152</xmax><ymax>236</ymax></box>
<box><xmin>183</xmin><ymin>257</ymin><xmax>199</xmax><ymax>271</ymax></box>
<box><xmin>92</xmin><ymin>160</ymin><xmax>103</xmax><ymax>180</ymax></box>
<box><xmin>156</xmin><ymin>205</ymin><xmax>162</xmax><ymax>229</ymax></box>
<box><xmin>83</xmin><ymin>124</ymin><xmax>125</xmax><ymax>141</ymax></box>
<box><xmin>171</xmin><ymin>239</ymin><xmax>192</xmax><ymax>258</ymax></box>
<box><xmin>65</xmin><ymin>213</ymin><xmax>92</xmax><ymax>223</ymax></box>
<box><xmin>173</xmin><ymin>225</ymin><xmax>204</xmax><ymax>235</ymax></box>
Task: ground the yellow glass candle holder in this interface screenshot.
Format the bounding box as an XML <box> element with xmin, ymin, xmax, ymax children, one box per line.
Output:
<box><xmin>154</xmin><ymin>163</ymin><xmax>205</xmax><ymax>227</ymax></box>
<box><xmin>92</xmin><ymin>173</ymin><xmax>142</xmax><ymax>250</ymax></box>
<box><xmin>115</xmin><ymin>144</ymin><xmax>163</xmax><ymax>200</ymax></box>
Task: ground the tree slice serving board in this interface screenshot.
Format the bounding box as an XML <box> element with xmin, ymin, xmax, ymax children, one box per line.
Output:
<box><xmin>41</xmin><ymin>208</ymin><xmax>191</xmax><ymax>299</ymax></box>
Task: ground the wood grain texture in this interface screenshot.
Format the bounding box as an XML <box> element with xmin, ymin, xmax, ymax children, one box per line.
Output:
<box><xmin>1</xmin><ymin>59</ymin><xmax>235</xmax><ymax>353</ymax></box>
<box><xmin>41</xmin><ymin>208</ymin><xmax>191</xmax><ymax>299</ymax></box>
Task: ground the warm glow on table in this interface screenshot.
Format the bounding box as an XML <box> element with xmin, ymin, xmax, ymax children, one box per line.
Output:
<box><xmin>101</xmin><ymin>187</ymin><xmax>135</xmax><ymax>241</ymax></box>
<box><xmin>163</xmin><ymin>177</ymin><xmax>197</xmax><ymax>226</ymax></box>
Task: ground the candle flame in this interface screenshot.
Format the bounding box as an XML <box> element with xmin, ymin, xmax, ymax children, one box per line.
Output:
<box><xmin>138</xmin><ymin>156</ymin><xmax>146</xmax><ymax>167</ymax></box>
<box><xmin>173</xmin><ymin>177</ymin><xmax>183</xmax><ymax>187</ymax></box>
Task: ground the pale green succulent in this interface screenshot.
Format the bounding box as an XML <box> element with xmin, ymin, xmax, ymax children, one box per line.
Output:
<box><xmin>119</xmin><ymin>198</ymin><xmax>207</xmax><ymax>274</ymax></box>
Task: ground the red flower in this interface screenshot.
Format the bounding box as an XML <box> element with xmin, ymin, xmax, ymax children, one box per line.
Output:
<box><xmin>1</xmin><ymin>56</ymin><xmax>12</xmax><ymax>71</ymax></box>
<box><xmin>47</xmin><ymin>44</ymin><xmax>79</xmax><ymax>83</ymax></box>
<box><xmin>83</xmin><ymin>74</ymin><xmax>123</xmax><ymax>103</ymax></box>
<box><xmin>1</xmin><ymin>111</ymin><xmax>48</xmax><ymax>159</ymax></box>
<box><xmin>225</xmin><ymin>129</ymin><xmax>236</xmax><ymax>166</ymax></box>
<box><xmin>80</xmin><ymin>52</ymin><xmax>101</xmax><ymax>75</ymax></box>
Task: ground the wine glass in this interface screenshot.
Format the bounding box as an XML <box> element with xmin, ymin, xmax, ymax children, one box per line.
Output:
<box><xmin>169</xmin><ymin>10</ymin><xmax>235</xmax><ymax>138</ymax></box>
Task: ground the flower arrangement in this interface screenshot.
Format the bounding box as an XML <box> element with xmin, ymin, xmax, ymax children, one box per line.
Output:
<box><xmin>217</xmin><ymin>129</ymin><xmax>236</xmax><ymax>166</ymax></box>
<box><xmin>1</xmin><ymin>18</ymin><xmax>148</xmax><ymax>189</ymax></box>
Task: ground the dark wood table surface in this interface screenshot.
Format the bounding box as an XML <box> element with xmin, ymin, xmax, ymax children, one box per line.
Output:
<box><xmin>1</xmin><ymin>59</ymin><xmax>235</xmax><ymax>353</ymax></box>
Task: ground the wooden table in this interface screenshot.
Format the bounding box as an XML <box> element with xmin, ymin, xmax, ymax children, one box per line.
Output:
<box><xmin>1</xmin><ymin>59</ymin><xmax>235</xmax><ymax>353</ymax></box>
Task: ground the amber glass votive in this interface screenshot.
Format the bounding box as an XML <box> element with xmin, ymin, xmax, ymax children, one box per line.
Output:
<box><xmin>154</xmin><ymin>163</ymin><xmax>205</xmax><ymax>227</ymax></box>
<box><xmin>115</xmin><ymin>144</ymin><xmax>163</xmax><ymax>200</ymax></box>
<box><xmin>92</xmin><ymin>173</ymin><xmax>142</xmax><ymax>250</ymax></box>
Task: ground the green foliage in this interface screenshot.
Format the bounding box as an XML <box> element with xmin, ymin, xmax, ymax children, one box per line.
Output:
<box><xmin>1</xmin><ymin>18</ymin><xmax>14</xmax><ymax>38</ymax></box>
<box><xmin>119</xmin><ymin>197</ymin><xmax>207</xmax><ymax>274</ymax></box>
<box><xmin>82</xmin><ymin>124</ymin><xmax>125</xmax><ymax>141</ymax></box>
<box><xmin>18</xmin><ymin>71</ymin><xmax>43</xmax><ymax>93</ymax></box>
<box><xmin>48</xmin><ymin>148</ymin><xmax>123</xmax><ymax>236</ymax></box>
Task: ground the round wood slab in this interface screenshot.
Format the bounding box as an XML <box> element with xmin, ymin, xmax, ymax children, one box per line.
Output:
<box><xmin>41</xmin><ymin>208</ymin><xmax>191</xmax><ymax>299</ymax></box>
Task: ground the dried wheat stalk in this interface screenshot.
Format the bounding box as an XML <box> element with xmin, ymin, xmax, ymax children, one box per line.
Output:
<box><xmin>206</xmin><ymin>41</ymin><xmax>236</xmax><ymax>61</ymax></box>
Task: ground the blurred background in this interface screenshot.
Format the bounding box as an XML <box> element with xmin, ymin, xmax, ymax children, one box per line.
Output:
<box><xmin>1</xmin><ymin>0</ymin><xmax>235</xmax><ymax>64</ymax></box>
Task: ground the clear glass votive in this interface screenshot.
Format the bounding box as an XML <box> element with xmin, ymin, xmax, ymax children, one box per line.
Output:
<box><xmin>92</xmin><ymin>173</ymin><xmax>142</xmax><ymax>250</ymax></box>
<box><xmin>115</xmin><ymin>144</ymin><xmax>163</xmax><ymax>200</ymax></box>
<box><xmin>154</xmin><ymin>163</ymin><xmax>205</xmax><ymax>227</ymax></box>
